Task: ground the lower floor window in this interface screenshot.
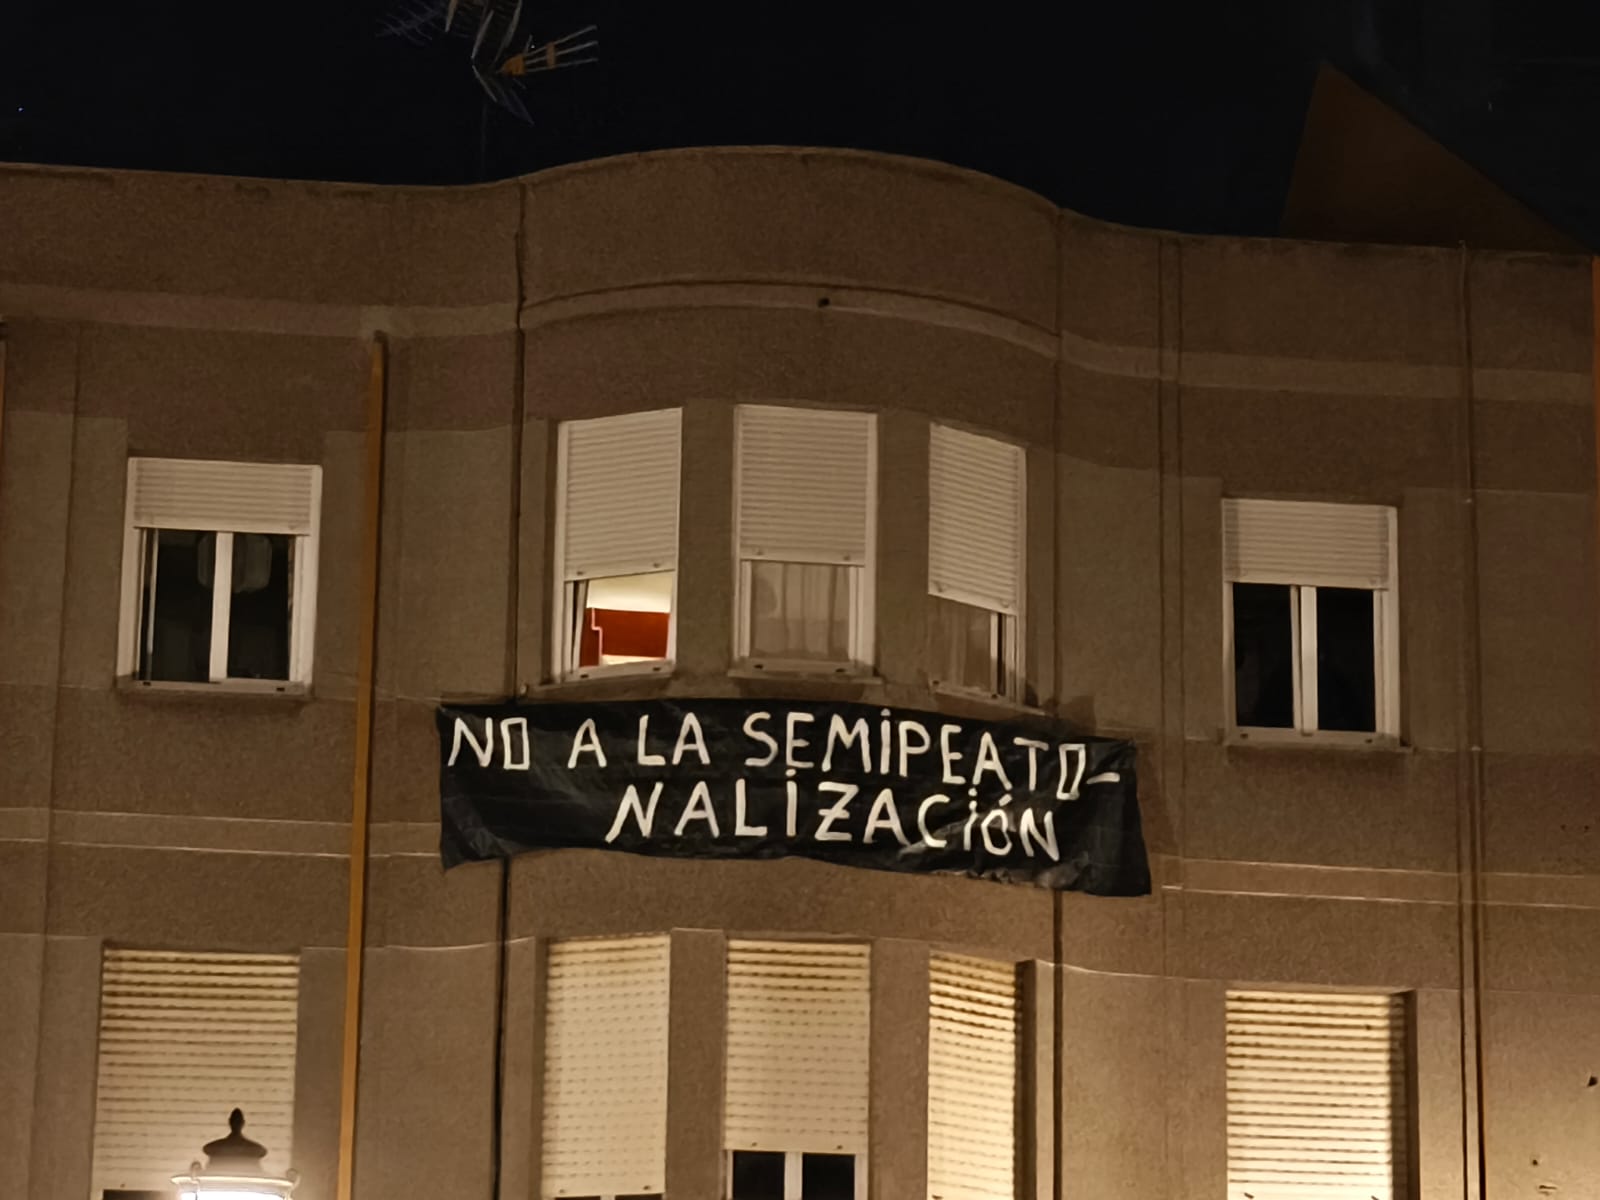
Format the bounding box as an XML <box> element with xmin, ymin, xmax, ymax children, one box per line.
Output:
<box><xmin>929</xmin><ymin>594</ymin><xmax>1015</xmax><ymax>697</ymax></box>
<box><xmin>1226</xmin><ymin>989</ymin><xmax>1410</xmax><ymax>1200</ymax></box>
<box><xmin>730</xmin><ymin>1151</ymin><xmax>859</xmax><ymax>1200</ymax></box>
<box><xmin>91</xmin><ymin>949</ymin><xmax>299</xmax><ymax>1197</ymax></box>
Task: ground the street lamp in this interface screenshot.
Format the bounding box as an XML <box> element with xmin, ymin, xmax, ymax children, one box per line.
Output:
<box><xmin>170</xmin><ymin>1109</ymin><xmax>298</xmax><ymax>1200</ymax></box>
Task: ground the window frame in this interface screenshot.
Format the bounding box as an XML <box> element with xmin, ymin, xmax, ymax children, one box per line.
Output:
<box><xmin>1222</xmin><ymin>503</ymin><xmax>1400</xmax><ymax>745</ymax></box>
<box><xmin>733</xmin><ymin>559</ymin><xmax>873</xmax><ymax>673</ymax></box>
<box><xmin>928</xmin><ymin>596</ymin><xmax>1021</xmax><ymax>703</ymax></box>
<box><xmin>926</xmin><ymin>422</ymin><xmax>1027</xmax><ymax>703</ymax></box>
<box><xmin>550</xmin><ymin>410</ymin><xmax>683</xmax><ymax>683</ymax></box>
<box><xmin>725</xmin><ymin>1150</ymin><xmax>867</xmax><ymax>1200</ymax></box>
<box><xmin>116</xmin><ymin>461</ymin><xmax>321</xmax><ymax>693</ymax></box>
<box><xmin>731</xmin><ymin>406</ymin><xmax>877</xmax><ymax>675</ymax></box>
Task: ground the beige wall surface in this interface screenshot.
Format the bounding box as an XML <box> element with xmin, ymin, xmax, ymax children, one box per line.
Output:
<box><xmin>0</xmin><ymin>147</ymin><xmax>1595</xmax><ymax>1200</ymax></box>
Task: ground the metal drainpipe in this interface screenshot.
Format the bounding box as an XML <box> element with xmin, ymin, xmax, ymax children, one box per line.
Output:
<box><xmin>336</xmin><ymin>331</ymin><xmax>388</xmax><ymax>1200</ymax></box>
<box><xmin>1453</xmin><ymin>247</ymin><xmax>1489</xmax><ymax>1200</ymax></box>
<box><xmin>1592</xmin><ymin>258</ymin><xmax>1600</xmax><ymax>746</ymax></box>
<box><xmin>0</xmin><ymin>321</ymin><xmax>8</xmax><ymax>493</ymax></box>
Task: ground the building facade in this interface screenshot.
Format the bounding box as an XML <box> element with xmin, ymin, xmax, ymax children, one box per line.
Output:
<box><xmin>1</xmin><ymin>147</ymin><xmax>1596</xmax><ymax>1200</ymax></box>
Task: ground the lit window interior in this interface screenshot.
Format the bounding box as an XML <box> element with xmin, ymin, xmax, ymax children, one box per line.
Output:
<box><xmin>576</xmin><ymin>571</ymin><xmax>674</xmax><ymax>666</ymax></box>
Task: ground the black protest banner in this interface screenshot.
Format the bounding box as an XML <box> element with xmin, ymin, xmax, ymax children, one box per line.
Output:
<box><xmin>436</xmin><ymin>698</ymin><xmax>1150</xmax><ymax>895</ymax></box>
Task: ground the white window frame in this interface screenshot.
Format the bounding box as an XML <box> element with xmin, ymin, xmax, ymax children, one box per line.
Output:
<box><xmin>733</xmin><ymin>560</ymin><xmax>873</xmax><ymax>672</ymax></box>
<box><xmin>732</xmin><ymin>407</ymin><xmax>877</xmax><ymax>674</ymax></box>
<box><xmin>116</xmin><ymin>459</ymin><xmax>321</xmax><ymax>692</ymax></box>
<box><xmin>927</xmin><ymin>423</ymin><xmax>1026</xmax><ymax>703</ymax></box>
<box><xmin>1222</xmin><ymin>501</ymin><xmax>1399</xmax><ymax>745</ymax></box>
<box><xmin>549</xmin><ymin>411</ymin><xmax>682</xmax><ymax>683</ymax></box>
<box><xmin>928</xmin><ymin>598</ymin><xmax>1020</xmax><ymax>702</ymax></box>
<box><xmin>725</xmin><ymin>1150</ymin><xmax>868</xmax><ymax>1200</ymax></box>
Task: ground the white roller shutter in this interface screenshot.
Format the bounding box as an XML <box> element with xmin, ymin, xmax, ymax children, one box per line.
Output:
<box><xmin>542</xmin><ymin>936</ymin><xmax>670</xmax><ymax>1198</ymax></box>
<box><xmin>736</xmin><ymin>406</ymin><xmax>874</xmax><ymax>564</ymax></box>
<box><xmin>1226</xmin><ymin>990</ymin><xmax>1409</xmax><ymax>1200</ymax></box>
<box><xmin>928</xmin><ymin>425</ymin><xmax>1024</xmax><ymax>616</ymax></box>
<box><xmin>928</xmin><ymin>954</ymin><xmax>1017</xmax><ymax>1200</ymax></box>
<box><xmin>1223</xmin><ymin>499</ymin><xmax>1395</xmax><ymax>589</ymax></box>
<box><xmin>559</xmin><ymin>408</ymin><xmax>682</xmax><ymax>581</ymax></box>
<box><xmin>725</xmin><ymin>940</ymin><xmax>870</xmax><ymax>1154</ymax></box>
<box><xmin>129</xmin><ymin>458</ymin><xmax>321</xmax><ymax>535</ymax></box>
<box><xmin>91</xmin><ymin>950</ymin><xmax>299</xmax><ymax>1195</ymax></box>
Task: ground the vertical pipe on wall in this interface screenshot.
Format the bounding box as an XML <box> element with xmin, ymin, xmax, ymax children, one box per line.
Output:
<box><xmin>336</xmin><ymin>331</ymin><xmax>388</xmax><ymax>1200</ymax></box>
<box><xmin>1452</xmin><ymin>247</ymin><xmax>1489</xmax><ymax>1200</ymax></box>
<box><xmin>1591</xmin><ymin>259</ymin><xmax>1600</xmax><ymax>740</ymax></box>
<box><xmin>0</xmin><ymin>322</ymin><xmax>8</xmax><ymax>493</ymax></box>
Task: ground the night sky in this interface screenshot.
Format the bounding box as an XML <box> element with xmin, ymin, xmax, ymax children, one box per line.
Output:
<box><xmin>0</xmin><ymin>1</ymin><xmax>1595</xmax><ymax>244</ymax></box>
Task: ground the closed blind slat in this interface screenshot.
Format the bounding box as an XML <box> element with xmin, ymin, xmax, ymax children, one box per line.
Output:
<box><xmin>1226</xmin><ymin>990</ymin><xmax>1408</xmax><ymax>1200</ymax></box>
<box><xmin>725</xmin><ymin>940</ymin><xmax>870</xmax><ymax>1154</ymax></box>
<box><xmin>1223</xmin><ymin>499</ymin><xmax>1394</xmax><ymax>588</ymax></box>
<box><xmin>736</xmin><ymin>406</ymin><xmax>874</xmax><ymax>564</ymax></box>
<box><xmin>130</xmin><ymin>458</ymin><xmax>321</xmax><ymax>535</ymax></box>
<box><xmin>928</xmin><ymin>953</ymin><xmax>1016</xmax><ymax>1200</ymax></box>
<box><xmin>561</xmin><ymin>409</ymin><xmax>682</xmax><ymax>580</ymax></box>
<box><xmin>91</xmin><ymin>950</ymin><xmax>299</xmax><ymax>1195</ymax></box>
<box><xmin>542</xmin><ymin>935</ymin><xmax>669</xmax><ymax>1198</ymax></box>
<box><xmin>928</xmin><ymin>426</ymin><xmax>1025</xmax><ymax>616</ymax></box>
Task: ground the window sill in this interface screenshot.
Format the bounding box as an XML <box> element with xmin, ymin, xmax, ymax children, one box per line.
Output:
<box><xmin>1225</xmin><ymin>727</ymin><xmax>1408</xmax><ymax>753</ymax></box>
<box><xmin>116</xmin><ymin>678</ymin><xmax>311</xmax><ymax>702</ymax></box>
<box><xmin>929</xmin><ymin>680</ymin><xmax>1040</xmax><ymax>716</ymax></box>
<box><xmin>730</xmin><ymin>661</ymin><xmax>879</xmax><ymax>682</ymax></box>
<box><xmin>556</xmin><ymin>660</ymin><xmax>675</xmax><ymax>683</ymax></box>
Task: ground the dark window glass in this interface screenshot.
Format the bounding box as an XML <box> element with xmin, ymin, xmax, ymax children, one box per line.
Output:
<box><xmin>731</xmin><ymin>1151</ymin><xmax>785</xmax><ymax>1200</ymax></box>
<box><xmin>801</xmin><ymin>1154</ymin><xmax>855</xmax><ymax>1200</ymax></box>
<box><xmin>929</xmin><ymin>595</ymin><xmax>1002</xmax><ymax>693</ymax></box>
<box><xmin>142</xmin><ymin>529</ymin><xmax>213</xmax><ymax>682</ymax></box>
<box><xmin>1316</xmin><ymin>587</ymin><xmax>1377</xmax><ymax>732</ymax></box>
<box><xmin>1232</xmin><ymin>583</ymin><xmax>1294</xmax><ymax>728</ymax></box>
<box><xmin>226</xmin><ymin>533</ymin><xmax>293</xmax><ymax>680</ymax></box>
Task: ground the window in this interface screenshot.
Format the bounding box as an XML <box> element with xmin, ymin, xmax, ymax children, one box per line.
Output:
<box><xmin>928</xmin><ymin>954</ymin><xmax>1018</xmax><ymax>1200</ymax></box>
<box><xmin>1223</xmin><ymin>499</ymin><xmax>1398</xmax><ymax>741</ymax></box>
<box><xmin>554</xmin><ymin>409</ymin><xmax>682</xmax><ymax>679</ymax></box>
<box><xmin>730</xmin><ymin>1151</ymin><xmax>859</xmax><ymax>1200</ymax></box>
<box><xmin>542</xmin><ymin>936</ymin><xmax>669</xmax><ymax>1200</ymax></box>
<box><xmin>928</xmin><ymin>425</ymin><xmax>1025</xmax><ymax>699</ymax></box>
<box><xmin>91</xmin><ymin>949</ymin><xmax>299</xmax><ymax>1198</ymax></box>
<box><xmin>725</xmin><ymin>940</ymin><xmax>869</xmax><ymax>1200</ymax></box>
<box><xmin>1226</xmin><ymin>990</ymin><xmax>1410</xmax><ymax>1200</ymax></box>
<box><xmin>117</xmin><ymin>458</ymin><xmax>322</xmax><ymax>689</ymax></box>
<box><xmin>734</xmin><ymin>406</ymin><xmax>875</xmax><ymax>670</ymax></box>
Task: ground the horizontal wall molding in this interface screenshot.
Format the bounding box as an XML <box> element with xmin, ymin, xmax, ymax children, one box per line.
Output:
<box><xmin>1168</xmin><ymin>856</ymin><xmax>1600</xmax><ymax>911</ymax></box>
<box><xmin>1060</xmin><ymin>329</ymin><xmax>1589</xmax><ymax>405</ymax></box>
<box><xmin>520</xmin><ymin>281</ymin><xmax>1060</xmax><ymax>356</ymax></box>
<box><xmin>9</xmin><ymin>811</ymin><xmax>1600</xmax><ymax>910</ymax></box>
<box><xmin>0</xmin><ymin>282</ymin><xmax>515</xmax><ymax>340</ymax></box>
<box><xmin>0</xmin><ymin>807</ymin><xmax>49</xmax><ymax>841</ymax></box>
<box><xmin>1170</xmin><ymin>856</ymin><xmax>1458</xmax><ymax>905</ymax></box>
<box><xmin>31</xmin><ymin>811</ymin><xmax>347</xmax><ymax>857</ymax></box>
<box><xmin>3</xmin><ymin>280</ymin><xmax>1585</xmax><ymax>406</ymax></box>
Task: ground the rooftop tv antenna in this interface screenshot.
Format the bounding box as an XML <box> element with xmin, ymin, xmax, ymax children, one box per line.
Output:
<box><xmin>380</xmin><ymin>0</ymin><xmax>598</xmax><ymax>124</ymax></box>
